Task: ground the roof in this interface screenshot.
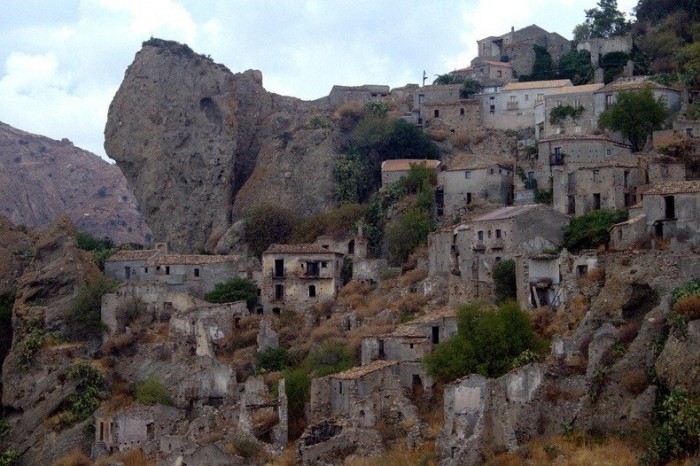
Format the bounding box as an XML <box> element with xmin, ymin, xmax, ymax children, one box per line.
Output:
<box><xmin>377</xmin><ymin>325</ymin><xmax>427</xmax><ymax>338</ymax></box>
<box><xmin>408</xmin><ymin>307</ymin><xmax>457</xmax><ymax>325</ymax></box>
<box><xmin>546</xmin><ymin>83</ymin><xmax>604</xmax><ymax>96</ymax></box>
<box><xmin>597</xmin><ymin>79</ymin><xmax>675</xmax><ymax>93</ymax></box>
<box><xmin>331</xmin><ymin>360</ymin><xmax>398</xmax><ymax>380</ymax></box>
<box><xmin>580</xmin><ymin>158</ymin><xmax>638</xmax><ymax>169</ymax></box>
<box><xmin>381</xmin><ymin>159</ymin><xmax>441</xmax><ymax>173</ymax></box>
<box><xmin>482</xmin><ymin>60</ymin><xmax>512</xmax><ymax>68</ymax></box>
<box><xmin>445</xmin><ymin>153</ymin><xmax>513</xmax><ymax>171</ymax></box>
<box><xmin>146</xmin><ymin>254</ymin><xmax>241</xmax><ymax>266</ymax></box>
<box><xmin>473</xmin><ymin>204</ymin><xmax>540</xmax><ymax>222</ymax></box>
<box><xmin>501</xmin><ymin>79</ymin><xmax>572</xmax><ymax>92</ymax></box>
<box><xmin>263</xmin><ymin>244</ymin><xmax>343</xmax><ymax>255</ymax></box>
<box><xmin>644</xmin><ymin>181</ymin><xmax>700</xmax><ymax>195</ymax></box>
<box><xmin>539</xmin><ymin>134</ymin><xmax>628</xmax><ymax>145</ymax></box>
<box><xmin>611</xmin><ymin>214</ymin><xmax>646</xmax><ymax>228</ymax></box>
<box><xmin>107</xmin><ymin>250</ymin><xmax>158</xmax><ymax>262</ymax></box>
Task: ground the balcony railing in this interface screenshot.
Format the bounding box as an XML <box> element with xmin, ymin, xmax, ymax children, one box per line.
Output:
<box><xmin>550</xmin><ymin>153</ymin><xmax>565</xmax><ymax>165</ymax></box>
<box><xmin>506</xmin><ymin>102</ymin><xmax>519</xmax><ymax>110</ymax></box>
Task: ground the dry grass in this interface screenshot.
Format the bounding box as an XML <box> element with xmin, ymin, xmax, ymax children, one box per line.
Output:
<box><xmin>266</xmin><ymin>445</ymin><xmax>298</xmax><ymax>466</ymax></box>
<box><xmin>673</xmin><ymin>294</ymin><xmax>700</xmax><ymax>321</ymax></box>
<box><xmin>576</xmin><ymin>268</ymin><xmax>605</xmax><ymax>287</ymax></box>
<box><xmin>621</xmin><ymin>369</ymin><xmax>649</xmax><ymax>395</ymax></box>
<box><xmin>398</xmin><ymin>268</ymin><xmax>428</xmax><ymax>287</ymax></box>
<box><xmin>337</xmin><ymin>281</ymin><xmax>375</xmax><ymax>307</ymax></box>
<box><xmin>52</xmin><ymin>449</ymin><xmax>92</xmax><ymax>466</ymax></box>
<box><xmin>428</xmin><ymin>128</ymin><xmax>450</xmax><ymax>142</ymax></box>
<box><xmin>396</xmin><ymin>293</ymin><xmax>428</xmax><ymax>318</ymax></box>
<box><xmin>450</xmin><ymin>131</ymin><xmax>471</xmax><ymax>149</ymax></box>
<box><xmin>310</xmin><ymin>314</ymin><xmax>343</xmax><ymax>342</ymax></box>
<box><xmin>345</xmin><ymin>442</ymin><xmax>437</xmax><ymax>466</ymax></box>
<box><xmin>102</xmin><ymin>332</ymin><xmax>136</xmax><ymax>355</ymax></box>
<box><xmin>486</xmin><ymin>435</ymin><xmax>641</xmax><ymax>466</ymax></box>
<box><xmin>94</xmin><ymin>449</ymin><xmax>153</xmax><ymax>466</ymax></box>
<box><xmin>617</xmin><ymin>320</ymin><xmax>642</xmax><ymax>346</ymax></box>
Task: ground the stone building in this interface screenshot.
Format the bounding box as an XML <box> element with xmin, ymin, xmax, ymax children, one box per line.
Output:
<box><xmin>419</xmin><ymin>99</ymin><xmax>482</xmax><ymax>133</ymax></box>
<box><xmin>327</xmin><ymin>84</ymin><xmax>391</xmax><ymax>107</ymax></box>
<box><xmin>411</xmin><ymin>84</ymin><xmax>464</xmax><ymax>124</ymax></box>
<box><xmin>592</xmin><ymin>78</ymin><xmax>682</xmax><ymax>126</ymax></box>
<box><xmin>577</xmin><ymin>35</ymin><xmax>633</xmax><ymax>69</ymax></box>
<box><xmin>538</xmin><ymin>83</ymin><xmax>604</xmax><ymax>138</ymax></box>
<box><xmin>482</xmin><ymin>80</ymin><xmax>573</xmax><ymax>130</ymax></box>
<box><xmin>428</xmin><ymin>204</ymin><xmax>569</xmax><ymax>302</ymax></box>
<box><xmin>380</xmin><ymin>159</ymin><xmax>441</xmax><ymax>187</ymax></box>
<box><xmin>450</xmin><ymin>60</ymin><xmax>513</xmax><ymax>87</ymax></box>
<box><xmin>436</xmin><ymin>154</ymin><xmax>514</xmax><ymax>218</ymax></box>
<box><xmin>474</xmin><ymin>25</ymin><xmax>571</xmax><ymax>78</ymax></box>
<box><xmin>610</xmin><ymin>180</ymin><xmax>700</xmax><ymax>250</ymax></box>
<box><xmin>260</xmin><ymin>244</ymin><xmax>344</xmax><ymax>313</ymax></box>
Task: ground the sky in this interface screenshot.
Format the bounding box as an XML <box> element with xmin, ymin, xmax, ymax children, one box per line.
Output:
<box><xmin>0</xmin><ymin>0</ymin><xmax>638</xmax><ymax>161</ymax></box>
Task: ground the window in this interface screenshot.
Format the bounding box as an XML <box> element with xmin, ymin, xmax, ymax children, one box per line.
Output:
<box><xmin>490</xmin><ymin>168</ymin><xmax>494</xmax><ymax>174</ymax></box>
<box><xmin>432</xmin><ymin>326</ymin><xmax>440</xmax><ymax>344</ymax></box>
<box><xmin>524</xmin><ymin>94</ymin><xmax>529</xmax><ymax>101</ymax></box>
<box><xmin>193</xmin><ymin>268</ymin><xmax>200</xmax><ymax>277</ymax></box>
<box><xmin>496</xmin><ymin>229</ymin><xmax>501</xmax><ymax>239</ymax></box>
<box><xmin>487</xmin><ymin>230</ymin><xmax>492</xmax><ymax>238</ymax></box>
<box><xmin>124</xmin><ymin>266</ymin><xmax>131</xmax><ymax>279</ymax></box>
<box><xmin>460</xmin><ymin>107</ymin><xmax>465</xmax><ymax>116</ymax></box>
<box><xmin>165</xmin><ymin>266</ymin><xmax>170</xmax><ymax>275</ymax></box>
<box><xmin>497</xmin><ymin>70</ymin><xmax>502</xmax><ymax>77</ymax></box>
<box><xmin>478</xmin><ymin>231</ymin><xmax>484</xmax><ymax>241</ymax></box>
<box><xmin>573</xmin><ymin>98</ymin><xmax>580</xmax><ymax>108</ymax></box>
<box><xmin>606</xmin><ymin>148</ymin><xmax>612</xmax><ymax>156</ymax></box>
<box><xmin>348</xmin><ymin>240</ymin><xmax>355</xmax><ymax>255</ymax></box>
<box><xmin>467</xmin><ymin>192</ymin><xmax>472</xmax><ymax>204</ymax></box>
<box><xmin>308</xmin><ymin>285</ymin><xmax>316</xmax><ymax>297</ymax></box>
<box><xmin>274</xmin><ymin>284</ymin><xmax>284</xmax><ymax>300</ymax></box>
<box><xmin>434</xmin><ymin>109</ymin><xmax>440</xmax><ymax>118</ymax></box>
<box><xmin>605</xmin><ymin>94</ymin><xmax>614</xmax><ymax>108</ymax></box>
<box><xmin>593</xmin><ymin>193</ymin><xmax>601</xmax><ymax>210</ymax></box>
<box><xmin>495</xmin><ymin>256</ymin><xmax>501</xmax><ymax>262</ymax></box>
<box><xmin>510</xmin><ymin>95</ymin><xmax>516</xmax><ymax>102</ymax></box>
<box><xmin>568</xmin><ymin>195</ymin><xmax>576</xmax><ymax>214</ymax></box>
<box><xmin>321</xmin><ymin>261</ymin><xmax>328</xmax><ymax>268</ymax></box>
<box><xmin>144</xmin><ymin>267</ymin><xmax>148</xmax><ymax>274</ymax></box>
<box><xmin>465</xmin><ymin>170</ymin><xmax>471</xmax><ymax>179</ymax></box>
<box><xmin>593</xmin><ymin>169</ymin><xmax>600</xmax><ymax>182</ymax></box>
<box><xmin>556</xmin><ymin>100</ymin><xmax>563</xmax><ymax>107</ymax></box>
<box><xmin>536</xmin><ymin>93</ymin><xmax>544</xmax><ymax>103</ymax></box>
<box><xmin>274</xmin><ymin>259</ymin><xmax>284</xmax><ymax>277</ymax></box>
<box><xmin>624</xmin><ymin>170</ymin><xmax>630</xmax><ymax>188</ymax></box>
<box><xmin>418</xmin><ymin>94</ymin><xmax>425</xmax><ymax>104</ymax></box>
<box><xmin>661</xmin><ymin>165</ymin><xmax>669</xmax><ymax>177</ymax></box>
<box><xmin>665</xmin><ymin>195</ymin><xmax>675</xmax><ymax>219</ymax></box>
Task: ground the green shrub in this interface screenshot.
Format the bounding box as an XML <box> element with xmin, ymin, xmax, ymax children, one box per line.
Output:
<box><xmin>64</xmin><ymin>275</ymin><xmax>115</xmax><ymax>341</ymax></box>
<box><xmin>672</xmin><ymin>278</ymin><xmax>700</xmax><ymax>303</ymax></box>
<box><xmin>133</xmin><ymin>377</ymin><xmax>173</xmax><ymax>406</ymax></box>
<box><xmin>53</xmin><ymin>362</ymin><xmax>107</xmax><ymax>429</ymax></box>
<box><xmin>563</xmin><ymin>209</ymin><xmax>628</xmax><ymax>251</ymax></box>
<box><xmin>304</xmin><ymin>341</ymin><xmax>355</xmax><ymax>377</ymax></box>
<box><xmin>16</xmin><ymin>328</ymin><xmax>48</xmax><ymax>371</ymax></box>
<box><xmin>282</xmin><ymin>368</ymin><xmax>311</xmax><ymax>427</ymax></box>
<box><xmin>290</xmin><ymin>203</ymin><xmax>367</xmax><ymax>243</ymax></box>
<box><xmin>424</xmin><ymin>301</ymin><xmax>546</xmax><ymax>383</ymax></box>
<box><xmin>76</xmin><ymin>232</ymin><xmax>113</xmax><ymax>251</ymax></box>
<box><xmin>493</xmin><ymin>259</ymin><xmax>516</xmax><ymax>303</ymax></box>
<box><xmin>205</xmin><ymin>277</ymin><xmax>257</xmax><ymax>309</ymax></box>
<box><xmin>255</xmin><ymin>346</ymin><xmax>290</xmax><ymax>372</ymax></box>
<box><xmin>641</xmin><ymin>391</ymin><xmax>700</xmax><ymax>464</ymax></box>
<box><xmin>0</xmin><ymin>292</ymin><xmax>15</xmax><ymax>374</ymax></box>
<box><xmin>0</xmin><ymin>449</ymin><xmax>18</xmax><ymax>466</ymax></box>
<box><xmin>244</xmin><ymin>204</ymin><xmax>298</xmax><ymax>257</ymax></box>
<box><xmin>385</xmin><ymin>208</ymin><xmax>434</xmax><ymax>266</ymax></box>
<box><xmin>0</xmin><ymin>418</ymin><xmax>10</xmax><ymax>443</ymax></box>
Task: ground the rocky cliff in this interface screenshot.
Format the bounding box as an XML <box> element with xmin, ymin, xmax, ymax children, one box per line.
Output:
<box><xmin>0</xmin><ymin>122</ymin><xmax>151</xmax><ymax>246</ymax></box>
<box><xmin>105</xmin><ymin>39</ymin><xmax>338</xmax><ymax>253</ymax></box>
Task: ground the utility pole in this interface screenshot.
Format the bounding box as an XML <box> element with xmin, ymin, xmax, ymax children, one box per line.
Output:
<box><xmin>422</xmin><ymin>70</ymin><xmax>427</xmax><ymax>86</ymax></box>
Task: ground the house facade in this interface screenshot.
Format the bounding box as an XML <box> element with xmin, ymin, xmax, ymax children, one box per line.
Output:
<box><xmin>592</xmin><ymin>79</ymin><xmax>681</xmax><ymax>125</ymax></box>
<box><xmin>539</xmin><ymin>83</ymin><xmax>604</xmax><ymax>138</ymax></box>
<box><xmin>260</xmin><ymin>244</ymin><xmax>344</xmax><ymax>313</ymax></box>
<box><xmin>380</xmin><ymin>159</ymin><xmax>441</xmax><ymax>187</ymax></box>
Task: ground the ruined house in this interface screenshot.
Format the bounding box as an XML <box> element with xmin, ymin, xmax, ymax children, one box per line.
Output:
<box><xmin>538</xmin><ymin>83</ymin><xmax>604</xmax><ymax>138</ymax></box>
<box><xmin>380</xmin><ymin>159</ymin><xmax>441</xmax><ymax>187</ymax></box>
<box><xmin>260</xmin><ymin>244</ymin><xmax>344</xmax><ymax>314</ymax></box>
<box><xmin>482</xmin><ymin>79</ymin><xmax>573</xmax><ymax>131</ymax></box>
<box><xmin>419</xmin><ymin>99</ymin><xmax>482</xmax><ymax>133</ymax></box>
<box><xmin>610</xmin><ymin>180</ymin><xmax>700</xmax><ymax>250</ymax></box>
<box><xmin>592</xmin><ymin>78</ymin><xmax>681</xmax><ymax>126</ymax></box>
<box><xmin>327</xmin><ymin>84</ymin><xmax>391</xmax><ymax>107</ymax></box>
<box><xmin>450</xmin><ymin>60</ymin><xmax>513</xmax><ymax>87</ymax></box>
<box><xmin>436</xmin><ymin>154</ymin><xmax>514</xmax><ymax>218</ymax></box>
<box><xmin>411</xmin><ymin>84</ymin><xmax>464</xmax><ymax>125</ymax></box>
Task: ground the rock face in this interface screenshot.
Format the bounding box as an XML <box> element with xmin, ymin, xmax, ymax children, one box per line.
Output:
<box><xmin>105</xmin><ymin>39</ymin><xmax>337</xmax><ymax>253</ymax></box>
<box><xmin>0</xmin><ymin>121</ymin><xmax>151</xmax><ymax>246</ymax></box>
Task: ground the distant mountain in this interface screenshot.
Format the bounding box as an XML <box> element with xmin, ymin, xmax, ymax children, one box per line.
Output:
<box><xmin>0</xmin><ymin>121</ymin><xmax>151</xmax><ymax>245</ymax></box>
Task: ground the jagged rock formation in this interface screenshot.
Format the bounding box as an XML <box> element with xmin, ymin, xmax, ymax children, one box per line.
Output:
<box><xmin>105</xmin><ymin>39</ymin><xmax>337</xmax><ymax>253</ymax></box>
<box><xmin>0</xmin><ymin>122</ymin><xmax>151</xmax><ymax>246</ymax></box>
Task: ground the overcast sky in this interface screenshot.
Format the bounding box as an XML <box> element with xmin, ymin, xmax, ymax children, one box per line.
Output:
<box><xmin>0</xmin><ymin>0</ymin><xmax>637</xmax><ymax>161</ymax></box>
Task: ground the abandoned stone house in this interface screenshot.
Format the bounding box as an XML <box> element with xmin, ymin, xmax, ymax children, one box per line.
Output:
<box><xmin>482</xmin><ymin>79</ymin><xmax>573</xmax><ymax>130</ymax></box>
<box><xmin>327</xmin><ymin>84</ymin><xmax>391</xmax><ymax>107</ymax></box>
<box><xmin>93</xmin><ymin>404</ymin><xmax>183</xmax><ymax>457</ymax></box>
<box><xmin>592</xmin><ymin>78</ymin><xmax>682</xmax><ymax>126</ymax></box>
<box><xmin>537</xmin><ymin>83</ymin><xmax>604</xmax><ymax>138</ymax></box>
<box><xmin>428</xmin><ymin>204</ymin><xmax>569</xmax><ymax>302</ymax></box>
<box><xmin>260</xmin><ymin>244</ymin><xmax>344</xmax><ymax>314</ymax></box>
<box><xmin>436</xmin><ymin>156</ymin><xmax>514</xmax><ymax>218</ymax></box>
<box><xmin>411</xmin><ymin>84</ymin><xmax>464</xmax><ymax>125</ymax></box>
<box><xmin>419</xmin><ymin>99</ymin><xmax>481</xmax><ymax>133</ymax></box>
<box><xmin>609</xmin><ymin>180</ymin><xmax>700</xmax><ymax>250</ymax></box>
<box><xmin>104</xmin><ymin>244</ymin><xmax>253</xmax><ymax>296</ymax></box>
<box><xmin>551</xmin><ymin>158</ymin><xmax>639</xmax><ymax>216</ymax></box>
<box><xmin>577</xmin><ymin>35</ymin><xmax>633</xmax><ymax>70</ymax></box>
<box><xmin>380</xmin><ymin>159</ymin><xmax>442</xmax><ymax>187</ymax></box>
<box><xmin>450</xmin><ymin>60</ymin><xmax>513</xmax><ymax>87</ymax></box>
<box><xmin>473</xmin><ymin>25</ymin><xmax>571</xmax><ymax>78</ymax></box>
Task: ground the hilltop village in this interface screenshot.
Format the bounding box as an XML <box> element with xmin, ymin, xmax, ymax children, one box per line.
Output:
<box><xmin>1</xmin><ymin>9</ymin><xmax>700</xmax><ymax>466</ymax></box>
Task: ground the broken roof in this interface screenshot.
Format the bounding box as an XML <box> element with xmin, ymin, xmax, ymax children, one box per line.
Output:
<box><xmin>472</xmin><ymin>204</ymin><xmax>540</xmax><ymax>222</ymax></box>
<box><xmin>644</xmin><ymin>181</ymin><xmax>700</xmax><ymax>195</ymax></box>
<box><xmin>107</xmin><ymin>250</ymin><xmax>158</xmax><ymax>262</ymax></box>
<box><xmin>146</xmin><ymin>254</ymin><xmax>241</xmax><ymax>266</ymax></box>
<box><xmin>381</xmin><ymin>159</ymin><xmax>441</xmax><ymax>172</ymax></box>
<box><xmin>408</xmin><ymin>307</ymin><xmax>457</xmax><ymax>325</ymax></box>
<box><xmin>501</xmin><ymin>79</ymin><xmax>572</xmax><ymax>92</ymax></box>
<box><xmin>264</xmin><ymin>244</ymin><xmax>343</xmax><ymax>255</ymax></box>
<box><xmin>445</xmin><ymin>153</ymin><xmax>513</xmax><ymax>171</ymax></box>
<box><xmin>331</xmin><ymin>360</ymin><xmax>398</xmax><ymax>380</ymax></box>
<box><xmin>597</xmin><ymin>79</ymin><xmax>675</xmax><ymax>93</ymax></box>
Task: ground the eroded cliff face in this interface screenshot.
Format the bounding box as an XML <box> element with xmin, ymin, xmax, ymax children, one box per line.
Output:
<box><xmin>105</xmin><ymin>39</ymin><xmax>336</xmax><ymax>253</ymax></box>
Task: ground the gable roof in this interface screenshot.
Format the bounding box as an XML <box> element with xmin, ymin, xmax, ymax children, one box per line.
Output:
<box><xmin>501</xmin><ymin>79</ymin><xmax>572</xmax><ymax>92</ymax></box>
<box><xmin>146</xmin><ymin>254</ymin><xmax>241</xmax><ymax>266</ymax></box>
<box><xmin>264</xmin><ymin>244</ymin><xmax>343</xmax><ymax>255</ymax></box>
<box><xmin>107</xmin><ymin>250</ymin><xmax>158</xmax><ymax>262</ymax></box>
<box><xmin>473</xmin><ymin>204</ymin><xmax>541</xmax><ymax>222</ymax></box>
<box><xmin>596</xmin><ymin>78</ymin><xmax>676</xmax><ymax>93</ymax></box>
<box><xmin>546</xmin><ymin>83</ymin><xmax>604</xmax><ymax>96</ymax></box>
<box><xmin>331</xmin><ymin>360</ymin><xmax>398</xmax><ymax>380</ymax></box>
<box><xmin>408</xmin><ymin>307</ymin><xmax>457</xmax><ymax>325</ymax></box>
<box><xmin>381</xmin><ymin>159</ymin><xmax>441</xmax><ymax>173</ymax></box>
<box><xmin>644</xmin><ymin>181</ymin><xmax>700</xmax><ymax>195</ymax></box>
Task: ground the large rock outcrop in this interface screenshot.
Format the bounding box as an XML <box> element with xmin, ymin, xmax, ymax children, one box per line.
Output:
<box><xmin>105</xmin><ymin>39</ymin><xmax>337</xmax><ymax>253</ymax></box>
<box><xmin>0</xmin><ymin>121</ymin><xmax>151</xmax><ymax>246</ymax></box>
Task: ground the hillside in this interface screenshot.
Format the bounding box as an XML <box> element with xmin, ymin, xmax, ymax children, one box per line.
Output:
<box><xmin>0</xmin><ymin>122</ymin><xmax>151</xmax><ymax>246</ymax></box>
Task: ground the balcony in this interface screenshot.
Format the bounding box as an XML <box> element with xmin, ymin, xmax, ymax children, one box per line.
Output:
<box><xmin>550</xmin><ymin>153</ymin><xmax>565</xmax><ymax>165</ymax></box>
<box><xmin>271</xmin><ymin>269</ymin><xmax>286</xmax><ymax>279</ymax></box>
<box><xmin>506</xmin><ymin>102</ymin><xmax>519</xmax><ymax>111</ymax></box>
<box><xmin>473</xmin><ymin>241</ymin><xmax>486</xmax><ymax>251</ymax></box>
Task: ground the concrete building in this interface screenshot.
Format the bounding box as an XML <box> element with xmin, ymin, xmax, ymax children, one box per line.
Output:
<box><xmin>380</xmin><ymin>159</ymin><xmax>441</xmax><ymax>187</ymax></box>
<box><xmin>482</xmin><ymin>79</ymin><xmax>573</xmax><ymax>130</ymax></box>
<box><xmin>436</xmin><ymin>154</ymin><xmax>514</xmax><ymax>218</ymax></box>
<box><xmin>260</xmin><ymin>244</ymin><xmax>344</xmax><ymax>313</ymax></box>
<box><xmin>539</xmin><ymin>83</ymin><xmax>604</xmax><ymax>138</ymax></box>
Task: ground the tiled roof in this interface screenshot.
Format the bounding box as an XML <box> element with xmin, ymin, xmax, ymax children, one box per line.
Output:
<box><xmin>377</xmin><ymin>325</ymin><xmax>427</xmax><ymax>338</ymax></box>
<box><xmin>482</xmin><ymin>60</ymin><xmax>511</xmax><ymax>68</ymax></box>
<box><xmin>264</xmin><ymin>244</ymin><xmax>343</xmax><ymax>255</ymax></box>
<box><xmin>331</xmin><ymin>360</ymin><xmax>398</xmax><ymax>380</ymax></box>
<box><xmin>580</xmin><ymin>157</ymin><xmax>638</xmax><ymax>169</ymax></box>
<box><xmin>597</xmin><ymin>79</ymin><xmax>673</xmax><ymax>93</ymax></box>
<box><xmin>473</xmin><ymin>204</ymin><xmax>540</xmax><ymax>222</ymax></box>
<box><xmin>107</xmin><ymin>250</ymin><xmax>158</xmax><ymax>262</ymax></box>
<box><xmin>612</xmin><ymin>214</ymin><xmax>646</xmax><ymax>227</ymax></box>
<box><xmin>408</xmin><ymin>307</ymin><xmax>457</xmax><ymax>325</ymax></box>
<box><xmin>501</xmin><ymin>79</ymin><xmax>572</xmax><ymax>92</ymax></box>
<box><xmin>644</xmin><ymin>181</ymin><xmax>700</xmax><ymax>195</ymax></box>
<box><xmin>547</xmin><ymin>83</ymin><xmax>604</xmax><ymax>95</ymax></box>
<box><xmin>445</xmin><ymin>153</ymin><xmax>513</xmax><ymax>171</ymax></box>
<box><xmin>381</xmin><ymin>159</ymin><xmax>441</xmax><ymax>172</ymax></box>
<box><xmin>539</xmin><ymin>133</ymin><xmax>622</xmax><ymax>143</ymax></box>
<box><xmin>146</xmin><ymin>254</ymin><xmax>241</xmax><ymax>266</ymax></box>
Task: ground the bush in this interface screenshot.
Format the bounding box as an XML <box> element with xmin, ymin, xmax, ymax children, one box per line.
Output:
<box><xmin>282</xmin><ymin>368</ymin><xmax>311</xmax><ymax>439</ymax></box>
<box><xmin>255</xmin><ymin>346</ymin><xmax>290</xmax><ymax>372</ymax></box>
<box><xmin>641</xmin><ymin>391</ymin><xmax>700</xmax><ymax>464</ymax></box>
<box><xmin>133</xmin><ymin>377</ymin><xmax>173</xmax><ymax>406</ymax></box>
<box><xmin>385</xmin><ymin>208</ymin><xmax>434</xmax><ymax>266</ymax></box>
<box><xmin>424</xmin><ymin>301</ymin><xmax>546</xmax><ymax>383</ymax></box>
<box><xmin>304</xmin><ymin>340</ymin><xmax>355</xmax><ymax>377</ymax></box>
<box><xmin>64</xmin><ymin>275</ymin><xmax>115</xmax><ymax>341</ymax></box>
<box><xmin>76</xmin><ymin>232</ymin><xmax>113</xmax><ymax>252</ymax></box>
<box><xmin>493</xmin><ymin>259</ymin><xmax>517</xmax><ymax>303</ymax></box>
<box><xmin>244</xmin><ymin>204</ymin><xmax>298</xmax><ymax>257</ymax></box>
<box><xmin>563</xmin><ymin>209</ymin><xmax>628</xmax><ymax>251</ymax></box>
<box><xmin>290</xmin><ymin>203</ymin><xmax>367</xmax><ymax>243</ymax></box>
<box><xmin>50</xmin><ymin>362</ymin><xmax>107</xmax><ymax>430</ymax></box>
<box><xmin>672</xmin><ymin>278</ymin><xmax>700</xmax><ymax>303</ymax></box>
<box><xmin>205</xmin><ymin>277</ymin><xmax>257</xmax><ymax>310</ymax></box>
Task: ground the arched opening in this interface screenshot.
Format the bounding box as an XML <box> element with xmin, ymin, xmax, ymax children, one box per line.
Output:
<box><xmin>434</xmin><ymin>109</ymin><xmax>440</xmax><ymax>118</ymax></box>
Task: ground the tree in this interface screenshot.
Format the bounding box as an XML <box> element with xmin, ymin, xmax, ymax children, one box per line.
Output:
<box><xmin>385</xmin><ymin>207</ymin><xmax>434</xmax><ymax>266</ymax></box>
<box><xmin>519</xmin><ymin>45</ymin><xmax>555</xmax><ymax>82</ymax></box>
<box><xmin>205</xmin><ymin>277</ymin><xmax>258</xmax><ymax>309</ymax></box>
<box><xmin>493</xmin><ymin>259</ymin><xmax>517</xmax><ymax>303</ymax></box>
<box><xmin>332</xmin><ymin>150</ymin><xmax>372</xmax><ymax>204</ymax></box>
<box><xmin>572</xmin><ymin>23</ymin><xmax>591</xmax><ymax>44</ymax></box>
<box><xmin>563</xmin><ymin>209</ymin><xmax>628</xmax><ymax>251</ymax></box>
<box><xmin>598</xmin><ymin>88</ymin><xmax>668</xmax><ymax>151</ymax></box>
<box><xmin>460</xmin><ymin>79</ymin><xmax>482</xmax><ymax>98</ymax></box>
<box><xmin>558</xmin><ymin>49</ymin><xmax>594</xmax><ymax>85</ymax></box>
<box><xmin>433</xmin><ymin>73</ymin><xmax>463</xmax><ymax>85</ymax></box>
<box><xmin>244</xmin><ymin>204</ymin><xmax>297</xmax><ymax>257</ymax></box>
<box><xmin>585</xmin><ymin>0</ymin><xmax>629</xmax><ymax>38</ymax></box>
